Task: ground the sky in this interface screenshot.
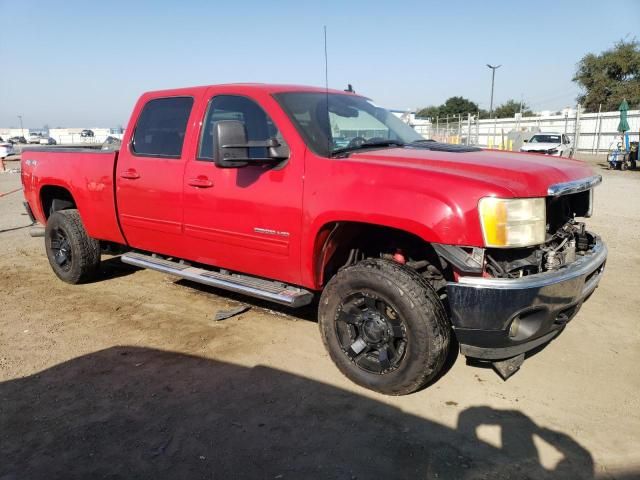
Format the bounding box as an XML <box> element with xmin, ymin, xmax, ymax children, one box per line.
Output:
<box><xmin>1</xmin><ymin>0</ymin><xmax>638</xmax><ymax>128</ymax></box>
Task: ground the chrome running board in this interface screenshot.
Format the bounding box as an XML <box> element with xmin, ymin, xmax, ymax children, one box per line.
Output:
<box><xmin>121</xmin><ymin>252</ymin><xmax>314</xmax><ymax>308</ymax></box>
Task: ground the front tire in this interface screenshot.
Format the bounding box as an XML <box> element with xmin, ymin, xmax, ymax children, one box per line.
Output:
<box><xmin>319</xmin><ymin>259</ymin><xmax>450</xmax><ymax>395</ymax></box>
<box><xmin>45</xmin><ymin>209</ymin><xmax>100</xmax><ymax>284</ymax></box>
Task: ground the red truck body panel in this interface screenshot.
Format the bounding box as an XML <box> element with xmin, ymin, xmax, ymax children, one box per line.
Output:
<box><xmin>21</xmin><ymin>84</ymin><xmax>597</xmax><ymax>290</ymax></box>
<box><xmin>21</xmin><ymin>149</ymin><xmax>125</xmax><ymax>244</ymax></box>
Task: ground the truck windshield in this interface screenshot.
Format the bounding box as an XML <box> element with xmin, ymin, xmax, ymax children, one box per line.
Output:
<box><xmin>274</xmin><ymin>92</ymin><xmax>423</xmax><ymax>157</ymax></box>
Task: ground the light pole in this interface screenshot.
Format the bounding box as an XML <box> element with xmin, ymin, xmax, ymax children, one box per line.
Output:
<box><xmin>17</xmin><ymin>115</ymin><xmax>24</xmax><ymax>137</ymax></box>
<box><xmin>486</xmin><ymin>64</ymin><xmax>501</xmax><ymax>118</ymax></box>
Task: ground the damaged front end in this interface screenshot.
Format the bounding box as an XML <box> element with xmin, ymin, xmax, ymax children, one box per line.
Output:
<box><xmin>484</xmin><ymin>188</ymin><xmax>597</xmax><ymax>279</ymax></box>
<box><xmin>443</xmin><ymin>177</ymin><xmax>607</xmax><ymax>379</ymax></box>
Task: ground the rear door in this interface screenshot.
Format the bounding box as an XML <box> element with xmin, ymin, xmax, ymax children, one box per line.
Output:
<box><xmin>182</xmin><ymin>89</ymin><xmax>305</xmax><ymax>285</ymax></box>
<box><xmin>116</xmin><ymin>95</ymin><xmax>196</xmax><ymax>257</ymax></box>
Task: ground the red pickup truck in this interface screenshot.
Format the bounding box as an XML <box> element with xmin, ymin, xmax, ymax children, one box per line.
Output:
<box><xmin>21</xmin><ymin>84</ymin><xmax>606</xmax><ymax>394</ymax></box>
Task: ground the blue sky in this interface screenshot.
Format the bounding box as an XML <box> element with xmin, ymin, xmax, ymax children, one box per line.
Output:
<box><xmin>1</xmin><ymin>0</ymin><xmax>638</xmax><ymax>127</ymax></box>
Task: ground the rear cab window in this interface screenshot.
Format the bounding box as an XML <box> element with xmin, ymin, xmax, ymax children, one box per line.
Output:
<box><xmin>132</xmin><ymin>97</ymin><xmax>194</xmax><ymax>158</ymax></box>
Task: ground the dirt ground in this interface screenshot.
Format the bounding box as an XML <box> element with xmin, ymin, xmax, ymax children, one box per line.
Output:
<box><xmin>1</xmin><ymin>153</ymin><xmax>639</xmax><ymax>479</ymax></box>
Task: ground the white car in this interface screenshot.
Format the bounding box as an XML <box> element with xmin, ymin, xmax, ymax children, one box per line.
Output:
<box><xmin>28</xmin><ymin>133</ymin><xmax>44</xmax><ymax>144</ymax></box>
<box><xmin>39</xmin><ymin>137</ymin><xmax>57</xmax><ymax>145</ymax></box>
<box><xmin>520</xmin><ymin>132</ymin><xmax>573</xmax><ymax>157</ymax></box>
<box><xmin>0</xmin><ymin>142</ymin><xmax>15</xmax><ymax>159</ymax></box>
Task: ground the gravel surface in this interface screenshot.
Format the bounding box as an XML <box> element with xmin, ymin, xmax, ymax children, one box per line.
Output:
<box><xmin>0</xmin><ymin>154</ymin><xmax>638</xmax><ymax>479</ymax></box>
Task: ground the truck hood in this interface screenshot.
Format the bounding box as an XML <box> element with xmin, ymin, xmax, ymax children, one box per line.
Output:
<box><xmin>346</xmin><ymin>147</ymin><xmax>594</xmax><ymax>197</ymax></box>
<box><xmin>520</xmin><ymin>142</ymin><xmax>562</xmax><ymax>151</ymax></box>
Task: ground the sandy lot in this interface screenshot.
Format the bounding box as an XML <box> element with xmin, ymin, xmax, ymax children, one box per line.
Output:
<box><xmin>1</xmin><ymin>154</ymin><xmax>639</xmax><ymax>479</ymax></box>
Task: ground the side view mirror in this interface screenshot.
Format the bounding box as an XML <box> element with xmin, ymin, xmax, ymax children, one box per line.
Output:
<box><xmin>523</xmin><ymin>139</ymin><xmax>529</xmax><ymax>143</ymax></box>
<box><xmin>213</xmin><ymin>120</ymin><xmax>289</xmax><ymax>168</ymax></box>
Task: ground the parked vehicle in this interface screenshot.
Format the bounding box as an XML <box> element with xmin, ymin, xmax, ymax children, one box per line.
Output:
<box><xmin>80</xmin><ymin>129</ymin><xmax>94</xmax><ymax>138</ymax></box>
<box><xmin>39</xmin><ymin>137</ymin><xmax>57</xmax><ymax>145</ymax></box>
<box><xmin>520</xmin><ymin>132</ymin><xmax>573</xmax><ymax>157</ymax></box>
<box><xmin>100</xmin><ymin>136</ymin><xmax>122</xmax><ymax>151</ymax></box>
<box><xmin>21</xmin><ymin>84</ymin><xmax>607</xmax><ymax>395</ymax></box>
<box><xmin>28</xmin><ymin>133</ymin><xmax>44</xmax><ymax>144</ymax></box>
<box><xmin>0</xmin><ymin>142</ymin><xmax>15</xmax><ymax>159</ymax></box>
<box><xmin>8</xmin><ymin>136</ymin><xmax>27</xmax><ymax>144</ymax></box>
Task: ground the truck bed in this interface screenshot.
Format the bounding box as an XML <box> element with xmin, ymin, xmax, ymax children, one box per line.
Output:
<box><xmin>21</xmin><ymin>147</ymin><xmax>126</xmax><ymax>244</ymax></box>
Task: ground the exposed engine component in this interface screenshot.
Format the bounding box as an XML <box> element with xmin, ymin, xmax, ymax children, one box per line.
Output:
<box><xmin>544</xmin><ymin>250</ymin><xmax>560</xmax><ymax>271</ymax></box>
<box><xmin>486</xmin><ymin>219</ymin><xmax>595</xmax><ymax>278</ymax></box>
<box><xmin>540</xmin><ymin>220</ymin><xmax>592</xmax><ymax>272</ymax></box>
<box><xmin>564</xmin><ymin>239</ymin><xmax>577</xmax><ymax>264</ymax></box>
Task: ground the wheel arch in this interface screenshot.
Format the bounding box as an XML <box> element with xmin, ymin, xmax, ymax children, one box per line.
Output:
<box><xmin>310</xmin><ymin>220</ymin><xmax>443</xmax><ymax>289</ymax></box>
<box><xmin>39</xmin><ymin>184</ymin><xmax>77</xmax><ymax>220</ymax></box>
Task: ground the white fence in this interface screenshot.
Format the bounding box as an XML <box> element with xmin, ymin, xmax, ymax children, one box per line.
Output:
<box><xmin>411</xmin><ymin>109</ymin><xmax>640</xmax><ymax>153</ymax></box>
<box><xmin>0</xmin><ymin>127</ymin><xmax>123</xmax><ymax>145</ymax></box>
<box><xmin>47</xmin><ymin>133</ymin><xmax>123</xmax><ymax>145</ymax></box>
<box><xmin>48</xmin><ymin>128</ymin><xmax>123</xmax><ymax>145</ymax></box>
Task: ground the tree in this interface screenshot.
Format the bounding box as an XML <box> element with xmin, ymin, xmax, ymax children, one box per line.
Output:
<box><xmin>573</xmin><ymin>40</ymin><xmax>640</xmax><ymax>112</ymax></box>
<box><xmin>416</xmin><ymin>106</ymin><xmax>441</xmax><ymax>119</ymax></box>
<box><xmin>417</xmin><ymin>96</ymin><xmax>480</xmax><ymax>119</ymax></box>
<box><xmin>493</xmin><ymin>99</ymin><xmax>533</xmax><ymax>118</ymax></box>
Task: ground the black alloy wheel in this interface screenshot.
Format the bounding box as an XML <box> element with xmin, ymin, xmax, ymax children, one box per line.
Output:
<box><xmin>335</xmin><ymin>293</ymin><xmax>408</xmax><ymax>374</ymax></box>
<box><xmin>49</xmin><ymin>226</ymin><xmax>73</xmax><ymax>272</ymax></box>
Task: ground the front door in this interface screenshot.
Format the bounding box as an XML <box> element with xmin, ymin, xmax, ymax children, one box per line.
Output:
<box><xmin>182</xmin><ymin>91</ymin><xmax>304</xmax><ymax>285</ymax></box>
<box><xmin>116</xmin><ymin>95</ymin><xmax>196</xmax><ymax>257</ymax></box>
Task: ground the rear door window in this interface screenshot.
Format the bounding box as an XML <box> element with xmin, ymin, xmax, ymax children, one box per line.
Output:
<box><xmin>132</xmin><ymin>97</ymin><xmax>194</xmax><ymax>157</ymax></box>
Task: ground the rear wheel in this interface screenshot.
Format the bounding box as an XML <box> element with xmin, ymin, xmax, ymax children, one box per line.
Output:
<box><xmin>319</xmin><ymin>259</ymin><xmax>450</xmax><ymax>395</ymax></box>
<box><xmin>45</xmin><ymin>209</ymin><xmax>100</xmax><ymax>284</ymax></box>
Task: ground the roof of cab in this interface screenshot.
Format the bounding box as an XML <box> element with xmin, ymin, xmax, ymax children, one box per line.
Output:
<box><xmin>142</xmin><ymin>83</ymin><xmax>359</xmax><ymax>98</ymax></box>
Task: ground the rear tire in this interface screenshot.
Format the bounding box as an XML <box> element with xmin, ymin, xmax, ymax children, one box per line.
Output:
<box><xmin>319</xmin><ymin>259</ymin><xmax>450</xmax><ymax>395</ymax></box>
<box><xmin>45</xmin><ymin>209</ymin><xmax>100</xmax><ymax>284</ymax></box>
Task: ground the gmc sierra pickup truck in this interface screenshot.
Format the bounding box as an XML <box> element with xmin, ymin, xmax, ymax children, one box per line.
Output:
<box><xmin>21</xmin><ymin>84</ymin><xmax>606</xmax><ymax>395</ymax></box>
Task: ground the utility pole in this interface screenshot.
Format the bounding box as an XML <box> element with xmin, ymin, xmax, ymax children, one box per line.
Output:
<box><xmin>17</xmin><ymin>115</ymin><xmax>24</xmax><ymax>137</ymax></box>
<box><xmin>519</xmin><ymin>94</ymin><xmax>524</xmax><ymax>115</ymax></box>
<box><xmin>486</xmin><ymin>64</ymin><xmax>501</xmax><ymax>118</ymax></box>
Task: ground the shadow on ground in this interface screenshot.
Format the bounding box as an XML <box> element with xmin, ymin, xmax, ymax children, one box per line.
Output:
<box><xmin>94</xmin><ymin>256</ymin><xmax>141</xmax><ymax>282</ymax></box>
<box><xmin>174</xmin><ymin>277</ymin><xmax>319</xmax><ymax>322</ymax></box>
<box><xmin>597</xmin><ymin>161</ymin><xmax>640</xmax><ymax>173</ymax></box>
<box><xmin>0</xmin><ymin>346</ymin><xmax>609</xmax><ymax>479</ymax></box>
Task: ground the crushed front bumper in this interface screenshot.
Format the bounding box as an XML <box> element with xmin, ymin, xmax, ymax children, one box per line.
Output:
<box><xmin>446</xmin><ymin>237</ymin><xmax>607</xmax><ymax>360</ymax></box>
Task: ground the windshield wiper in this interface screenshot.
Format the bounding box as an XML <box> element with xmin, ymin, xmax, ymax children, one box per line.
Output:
<box><xmin>330</xmin><ymin>140</ymin><xmax>405</xmax><ymax>157</ymax></box>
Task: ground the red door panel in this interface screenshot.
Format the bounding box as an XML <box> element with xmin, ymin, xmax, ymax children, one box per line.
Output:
<box><xmin>182</xmin><ymin>89</ymin><xmax>304</xmax><ymax>285</ymax></box>
<box><xmin>116</xmin><ymin>94</ymin><xmax>200</xmax><ymax>257</ymax></box>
